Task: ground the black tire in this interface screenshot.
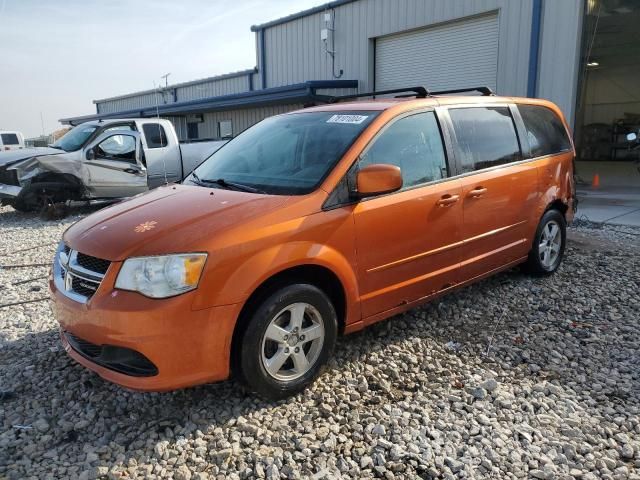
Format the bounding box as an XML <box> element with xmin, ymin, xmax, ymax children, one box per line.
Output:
<box><xmin>11</xmin><ymin>196</ymin><xmax>38</xmax><ymax>212</ymax></box>
<box><xmin>236</xmin><ymin>284</ymin><xmax>337</xmax><ymax>400</ymax></box>
<box><xmin>523</xmin><ymin>209</ymin><xmax>566</xmax><ymax>276</ymax></box>
<box><xmin>12</xmin><ymin>186</ymin><xmax>44</xmax><ymax>213</ymax></box>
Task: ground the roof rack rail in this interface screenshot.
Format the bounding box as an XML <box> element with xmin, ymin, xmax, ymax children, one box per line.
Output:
<box><xmin>430</xmin><ymin>86</ymin><xmax>495</xmax><ymax>96</ymax></box>
<box><xmin>307</xmin><ymin>85</ymin><xmax>495</xmax><ymax>107</ymax></box>
<box><xmin>325</xmin><ymin>86</ymin><xmax>430</xmax><ymax>103</ymax></box>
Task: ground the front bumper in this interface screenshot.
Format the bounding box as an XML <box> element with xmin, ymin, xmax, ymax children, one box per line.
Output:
<box><xmin>49</xmin><ymin>259</ymin><xmax>242</xmax><ymax>391</ymax></box>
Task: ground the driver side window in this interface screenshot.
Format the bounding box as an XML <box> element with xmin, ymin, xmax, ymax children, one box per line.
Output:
<box><xmin>95</xmin><ymin>134</ymin><xmax>137</xmax><ymax>163</ymax></box>
<box><xmin>359</xmin><ymin>111</ymin><xmax>448</xmax><ymax>189</ymax></box>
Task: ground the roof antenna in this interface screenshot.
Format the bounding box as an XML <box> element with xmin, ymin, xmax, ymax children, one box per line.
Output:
<box><xmin>152</xmin><ymin>80</ymin><xmax>169</xmax><ymax>185</ymax></box>
<box><xmin>161</xmin><ymin>72</ymin><xmax>171</xmax><ymax>89</ymax></box>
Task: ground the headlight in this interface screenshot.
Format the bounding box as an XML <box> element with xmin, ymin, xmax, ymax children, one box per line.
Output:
<box><xmin>115</xmin><ymin>253</ymin><xmax>207</xmax><ymax>298</ymax></box>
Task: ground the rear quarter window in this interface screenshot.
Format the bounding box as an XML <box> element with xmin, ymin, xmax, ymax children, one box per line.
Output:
<box><xmin>518</xmin><ymin>105</ymin><xmax>572</xmax><ymax>157</ymax></box>
<box><xmin>1</xmin><ymin>133</ymin><xmax>19</xmax><ymax>145</ymax></box>
<box><xmin>142</xmin><ymin>124</ymin><xmax>168</xmax><ymax>148</ymax></box>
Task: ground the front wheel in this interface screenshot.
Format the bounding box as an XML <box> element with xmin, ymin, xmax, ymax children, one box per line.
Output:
<box><xmin>236</xmin><ymin>284</ymin><xmax>337</xmax><ymax>400</ymax></box>
<box><xmin>523</xmin><ymin>209</ymin><xmax>566</xmax><ymax>276</ymax></box>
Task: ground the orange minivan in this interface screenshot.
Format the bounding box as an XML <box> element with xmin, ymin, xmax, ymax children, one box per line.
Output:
<box><xmin>50</xmin><ymin>87</ymin><xmax>576</xmax><ymax>399</ymax></box>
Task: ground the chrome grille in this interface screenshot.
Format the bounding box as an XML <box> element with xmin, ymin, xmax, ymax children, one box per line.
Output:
<box><xmin>55</xmin><ymin>245</ymin><xmax>110</xmax><ymax>303</ymax></box>
<box><xmin>76</xmin><ymin>252</ymin><xmax>110</xmax><ymax>275</ymax></box>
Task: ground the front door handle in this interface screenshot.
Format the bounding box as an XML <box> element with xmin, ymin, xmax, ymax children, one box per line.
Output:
<box><xmin>467</xmin><ymin>187</ymin><xmax>488</xmax><ymax>198</ymax></box>
<box><xmin>124</xmin><ymin>168</ymin><xmax>141</xmax><ymax>175</ymax></box>
<box><xmin>436</xmin><ymin>194</ymin><xmax>460</xmax><ymax>207</ymax></box>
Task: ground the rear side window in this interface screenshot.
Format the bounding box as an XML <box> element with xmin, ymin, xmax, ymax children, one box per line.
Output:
<box><xmin>142</xmin><ymin>124</ymin><xmax>168</xmax><ymax>148</ymax></box>
<box><xmin>519</xmin><ymin>105</ymin><xmax>572</xmax><ymax>157</ymax></box>
<box><xmin>449</xmin><ymin>107</ymin><xmax>521</xmax><ymax>172</ymax></box>
<box><xmin>359</xmin><ymin>111</ymin><xmax>448</xmax><ymax>189</ymax></box>
<box><xmin>1</xmin><ymin>133</ymin><xmax>19</xmax><ymax>145</ymax></box>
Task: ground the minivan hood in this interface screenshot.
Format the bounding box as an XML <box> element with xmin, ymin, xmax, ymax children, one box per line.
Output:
<box><xmin>64</xmin><ymin>184</ymin><xmax>291</xmax><ymax>261</ymax></box>
<box><xmin>0</xmin><ymin>147</ymin><xmax>64</xmax><ymax>167</ymax></box>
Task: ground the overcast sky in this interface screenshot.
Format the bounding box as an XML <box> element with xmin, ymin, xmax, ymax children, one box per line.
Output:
<box><xmin>0</xmin><ymin>0</ymin><xmax>325</xmax><ymax>137</ymax></box>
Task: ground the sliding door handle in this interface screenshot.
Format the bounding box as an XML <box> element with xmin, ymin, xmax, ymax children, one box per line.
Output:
<box><xmin>436</xmin><ymin>194</ymin><xmax>460</xmax><ymax>207</ymax></box>
<box><xmin>467</xmin><ymin>187</ymin><xmax>488</xmax><ymax>198</ymax></box>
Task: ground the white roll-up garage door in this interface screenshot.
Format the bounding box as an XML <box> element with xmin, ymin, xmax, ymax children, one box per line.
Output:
<box><xmin>375</xmin><ymin>14</ymin><xmax>499</xmax><ymax>93</ymax></box>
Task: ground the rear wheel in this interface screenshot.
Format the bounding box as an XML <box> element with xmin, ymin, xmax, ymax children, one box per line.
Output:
<box><xmin>236</xmin><ymin>284</ymin><xmax>337</xmax><ymax>400</ymax></box>
<box><xmin>523</xmin><ymin>209</ymin><xmax>566</xmax><ymax>276</ymax></box>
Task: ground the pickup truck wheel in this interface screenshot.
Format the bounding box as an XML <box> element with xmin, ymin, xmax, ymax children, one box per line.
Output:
<box><xmin>13</xmin><ymin>185</ymin><xmax>72</xmax><ymax>215</ymax></box>
<box><xmin>237</xmin><ymin>284</ymin><xmax>337</xmax><ymax>400</ymax></box>
<box><xmin>11</xmin><ymin>188</ymin><xmax>41</xmax><ymax>212</ymax></box>
<box><xmin>523</xmin><ymin>209</ymin><xmax>566</xmax><ymax>276</ymax></box>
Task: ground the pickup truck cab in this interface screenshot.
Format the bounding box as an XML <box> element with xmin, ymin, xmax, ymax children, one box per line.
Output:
<box><xmin>0</xmin><ymin>130</ymin><xmax>25</xmax><ymax>151</ymax></box>
<box><xmin>0</xmin><ymin>119</ymin><xmax>225</xmax><ymax>211</ymax></box>
<box><xmin>50</xmin><ymin>90</ymin><xmax>576</xmax><ymax>399</ymax></box>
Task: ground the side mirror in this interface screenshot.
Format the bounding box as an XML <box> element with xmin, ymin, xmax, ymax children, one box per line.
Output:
<box><xmin>86</xmin><ymin>148</ymin><xmax>95</xmax><ymax>161</ymax></box>
<box><xmin>627</xmin><ymin>132</ymin><xmax>637</xmax><ymax>142</ymax></box>
<box><xmin>354</xmin><ymin>163</ymin><xmax>403</xmax><ymax>198</ymax></box>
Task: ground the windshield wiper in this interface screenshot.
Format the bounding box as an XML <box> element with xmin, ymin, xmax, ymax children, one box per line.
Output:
<box><xmin>209</xmin><ymin>178</ymin><xmax>266</xmax><ymax>194</ymax></box>
<box><xmin>190</xmin><ymin>173</ymin><xmax>265</xmax><ymax>194</ymax></box>
<box><xmin>189</xmin><ymin>171</ymin><xmax>204</xmax><ymax>185</ymax></box>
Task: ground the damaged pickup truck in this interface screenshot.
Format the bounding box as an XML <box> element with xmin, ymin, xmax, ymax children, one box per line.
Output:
<box><xmin>0</xmin><ymin>118</ymin><xmax>226</xmax><ymax>212</ymax></box>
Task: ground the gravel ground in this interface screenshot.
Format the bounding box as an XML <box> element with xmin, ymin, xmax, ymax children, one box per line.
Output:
<box><xmin>1</xmin><ymin>204</ymin><xmax>639</xmax><ymax>480</ymax></box>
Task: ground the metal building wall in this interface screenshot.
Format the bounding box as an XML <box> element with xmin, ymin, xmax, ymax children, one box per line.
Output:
<box><xmin>260</xmin><ymin>0</ymin><xmax>534</xmax><ymax>96</ymax></box>
<box><xmin>97</xmin><ymin>91</ymin><xmax>166</xmax><ymax>114</ymax></box>
<box><xmin>197</xmin><ymin>104</ymin><xmax>304</xmax><ymax>140</ymax></box>
<box><xmin>176</xmin><ymin>75</ymin><xmax>250</xmax><ymax>102</ymax></box>
<box><xmin>94</xmin><ymin>71</ymin><xmax>256</xmax><ymax>115</ymax></box>
<box><xmin>537</xmin><ymin>0</ymin><xmax>583</xmax><ymax>126</ymax></box>
<box><xmin>164</xmin><ymin>116</ymin><xmax>188</xmax><ymax>141</ymax></box>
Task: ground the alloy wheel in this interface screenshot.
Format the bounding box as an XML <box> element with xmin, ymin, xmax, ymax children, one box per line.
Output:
<box><xmin>539</xmin><ymin>219</ymin><xmax>562</xmax><ymax>269</ymax></box>
<box><xmin>261</xmin><ymin>302</ymin><xmax>325</xmax><ymax>381</ymax></box>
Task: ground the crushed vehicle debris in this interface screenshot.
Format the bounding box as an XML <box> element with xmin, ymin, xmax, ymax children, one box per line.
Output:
<box><xmin>0</xmin><ymin>119</ymin><xmax>227</xmax><ymax>212</ymax></box>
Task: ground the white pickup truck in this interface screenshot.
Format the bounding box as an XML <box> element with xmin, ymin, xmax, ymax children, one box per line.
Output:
<box><xmin>0</xmin><ymin>118</ymin><xmax>226</xmax><ymax>212</ymax></box>
<box><xmin>0</xmin><ymin>131</ymin><xmax>25</xmax><ymax>151</ymax></box>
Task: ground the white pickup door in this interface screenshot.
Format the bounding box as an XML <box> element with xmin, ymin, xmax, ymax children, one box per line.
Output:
<box><xmin>137</xmin><ymin>120</ymin><xmax>183</xmax><ymax>187</ymax></box>
<box><xmin>83</xmin><ymin>130</ymin><xmax>148</xmax><ymax>198</ymax></box>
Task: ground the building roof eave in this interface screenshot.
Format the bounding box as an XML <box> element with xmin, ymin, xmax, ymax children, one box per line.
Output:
<box><xmin>60</xmin><ymin>80</ymin><xmax>358</xmax><ymax>125</ymax></box>
<box><xmin>92</xmin><ymin>68</ymin><xmax>259</xmax><ymax>105</ymax></box>
<box><xmin>250</xmin><ymin>0</ymin><xmax>358</xmax><ymax>31</ymax></box>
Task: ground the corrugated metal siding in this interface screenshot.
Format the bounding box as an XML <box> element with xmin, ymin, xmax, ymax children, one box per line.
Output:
<box><xmin>375</xmin><ymin>13</ymin><xmax>499</xmax><ymax>91</ymax></box>
<box><xmin>96</xmin><ymin>73</ymin><xmax>254</xmax><ymax>114</ymax></box>
<box><xmin>537</xmin><ymin>0</ymin><xmax>583</xmax><ymax>126</ymax></box>
<box><xmin>261</xmin><ymin>0</ymin><xmax>534</xmax><ymax>96</ymax></box>
<box><xmin>98</xmin><ymin>92</ymin><xmax>166</xmax><ymax>114</ymax></box>
<box><xmin>165</xmin><ymin>116</ymin><xmax>188</xmax><ymax>141</ymax></box>
<box><xmin>177</xmin><ymin>75</ymin><xmax>249</xmax><ymax>102</ymax></box>
<box><xmin>198</xmin><ymin>104</ymin><xmax>304</xmax><ymax>140</ymax></box>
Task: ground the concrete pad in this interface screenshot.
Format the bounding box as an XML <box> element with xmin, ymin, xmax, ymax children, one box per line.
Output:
<box><xmin>576</xmin><ymin>185</ymin><xmax>640</xmax><ymax>227</ymax></box>
<box><xmin>606</xmin><ymin>209</ymin><xmax>640</xmax><ymax>227</ymax></box>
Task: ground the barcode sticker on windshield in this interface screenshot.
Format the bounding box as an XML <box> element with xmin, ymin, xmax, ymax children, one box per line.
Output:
<box><xmin>326</xmin><ymin>114</ymin><xmax>369</xmax><ymax>124</ymax></box>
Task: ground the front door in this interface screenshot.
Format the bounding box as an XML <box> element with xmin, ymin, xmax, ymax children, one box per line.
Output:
<box><xmin>446</xmin><ymin>106</ymin><xmax>537</xmax><ymax>281</ymax></box>
<box><xmin>352</xmin><ymin>110</ymin><xmax>463</xmax><ymax>320</ymax></box>
<box><xmin>83</xmin><ymin>131</ymin><xmax>148</xmax><ymax>198</ymax></box>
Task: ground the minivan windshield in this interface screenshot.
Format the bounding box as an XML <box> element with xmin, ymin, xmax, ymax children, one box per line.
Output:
<box><xmin>188</xmin><ymin>111</ymin><xmax>379</xmax><ymax>195</ymax></box>
<box><xmin>51</xmin><ymin>124</ymin><xmax>98</xmax><ymax>152</ymax></box>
